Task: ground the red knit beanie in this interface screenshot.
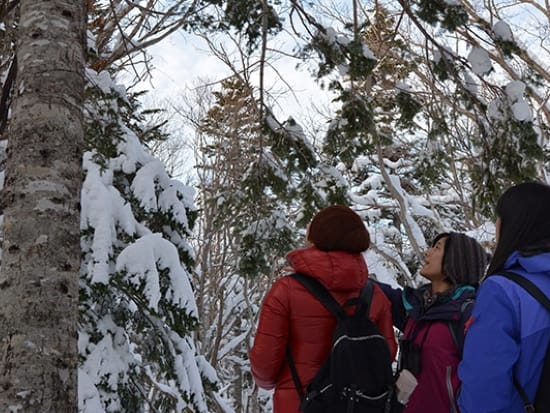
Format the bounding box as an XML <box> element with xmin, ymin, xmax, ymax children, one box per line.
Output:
<box><xmin>307</xmin><ymin>205</ymin><xmax>370</xmax><ymax>253</ymax></box>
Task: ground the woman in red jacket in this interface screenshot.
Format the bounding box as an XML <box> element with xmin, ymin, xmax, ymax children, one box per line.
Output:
<box><xmin>249</xmin><ymin>205</ymin><xmax>397</xmax><ymax>413</ymax></box>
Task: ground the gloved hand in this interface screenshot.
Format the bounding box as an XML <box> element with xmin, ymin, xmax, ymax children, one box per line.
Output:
<box><xmin>395</xmin><ymin>369</ymin><xmax>418</xmax><ymax>405</ymax></box>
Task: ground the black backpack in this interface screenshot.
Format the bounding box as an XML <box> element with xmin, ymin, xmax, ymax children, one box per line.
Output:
<box><xmin>286</xmin><ymin>273</ymin><xmax>395</xmax><ymax>413</ymax></box>
<box><xmin>500</xmin><ymin>271</ymin><xmax>550</xmax><ymax>413</ymax></box>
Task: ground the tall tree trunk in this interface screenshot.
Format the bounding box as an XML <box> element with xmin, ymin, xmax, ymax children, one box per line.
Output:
<box><xmin>0</xmin><ymin>0</ymin><xmax>86</xmax><ymax>411</ymax></box>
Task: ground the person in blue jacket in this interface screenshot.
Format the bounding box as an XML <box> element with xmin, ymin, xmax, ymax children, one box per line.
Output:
<box><xmin>458</xmin><ymin>182</ymin><xmax>550</xmax><ymax>413</ymax></box>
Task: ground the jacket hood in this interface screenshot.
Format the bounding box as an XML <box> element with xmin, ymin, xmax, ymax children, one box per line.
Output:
<box><xmin>503</xmin><ymin>249</ymin><xmax>550</xmax><ymax>274</ymax></box>
<box><xmin>285</xmin><ymin>247</ymin><xmax>369</xmax><ymax>292</ymax></box>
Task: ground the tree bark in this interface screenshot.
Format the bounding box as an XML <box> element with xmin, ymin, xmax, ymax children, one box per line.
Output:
<box><xmin>0</xmin><ymin>0</ymin><xmax>86</xmax><ymax>411</ymax></box>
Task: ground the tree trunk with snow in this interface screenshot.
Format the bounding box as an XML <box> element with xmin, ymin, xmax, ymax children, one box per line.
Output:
<box><xmin>0</xmin><ymin>0</ymin><xmax>86</xmax><ymax>411</ymax></box>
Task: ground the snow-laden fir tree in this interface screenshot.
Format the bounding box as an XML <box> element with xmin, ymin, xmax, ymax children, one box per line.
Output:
<box><xmin>78</xmin><ymin>69</ymin><xmax>217</xmax><ymax>412</ymax></box>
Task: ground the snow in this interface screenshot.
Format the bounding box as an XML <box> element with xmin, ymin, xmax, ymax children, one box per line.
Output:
<box><xmin>116</xmin><ymin>233</ymin><xmax>198</xmax><ymax>315</ymax></box>
<box><xmin>86</xmin><ymin>69</ymin><xmax>129</xmax><ymax>103</ymax></box>
<box><xmin>81</xmin><ymin>151</ymin><xmax>140</xmax><ymax>284</ymax></box>
<box><xmin>260</xmin><ymin>148</ymin><xmax>288</xmax><ymax>182</ymax></box>
<box><xmin>366</xmin><ymin>248</ymin><xmax>405</xmax><ymax>287</ymax></box>
<box><xmin>466</xmin><ymin>222</ymin><xmax>495</xmax><ymax>245</ymax></box>
<box><xmin>79</xmin><ymin>318</ymin><xmax>136</xmax><ymax>412</ymax></box>
<box><xmin>217</xmin><ymin>331</ymin><xmax>249</xmax><ymax>361</ymax></box>
<box><xmin>362</xmin><ymin>44</ymin><xmax>376</xmax><ymax>60</ymax></box>
<box><xmin>468</xmin><ymin>47</ymin><xmax>492</xmax><ymax>76</ymax></box>
<box><xmin>322</xmin><ymin>27</ymin><xmax>352</xmax><ymax>47</ymax></box>
<box><xmin>493</xmin><ymin>21</ymin><xmax>513</xmax><ymax>42</ymax></box>
<box><xmin>396</xmin><ymin>82</ymin><xmax>412</xmax><ymax>92</ymax></box>
<box><xmin>131</xmin><ymin>159</ymin><xmax>195</xmax><ymax>228</ymax></box>
<box><xmin>511</xmin><ymin>101</ymin><xmax>532</xmax><ymax>122</ymax></box>
<box><xmin>487</xmin><ymin>98</ymin><xmax>505</xmax><ymax>121</ymax></box>
<box><xmin>76</xmin><ymin>70</ymin><xmax>210</xmax><ymax>412</ymax></box>
<box><xmin>87</xmin><ymin>30</ymin><xmax>97</xmax><ymax>53</ymax></box>
<box><xmin>409</xmin><ymin>197</ymin><xmax>435</xmax><ymax>218</ymax></box>
<box><xmin>464</xmin><ymin>72</ymin><xmax>478</xmax><ymax>94</ymax></box>
<box><xmin>432</xmin><ymin>47</ymin><xmax>456</xmax><ymax>64</ymax></box>
<box><xmin>196</xmin><ymin>355</ymin><xmax>218</xmax><ymax>384</ymax></box>
<box><xmin>212</xmin><ymin>392</ymin><xmax>237</xmax><ymax>413</ymax></box>
<box><xmin>388</xmin><ymin>174</ymin><xmax>427</xmax><ymax>251</ymax></box>
<box><xmin>503</xmin><ymin>81</ymin><xmax>532</xmax><ymax>121</ymax></box>
<box><xmin>486</xmin><ymin>84</ymin><xmax>532</xmax><ymax>123</ymax></box>
<box><xmin>505</xmin><ymin>80</ymin><xmax>526</xmax><ymax>102</ymax></box>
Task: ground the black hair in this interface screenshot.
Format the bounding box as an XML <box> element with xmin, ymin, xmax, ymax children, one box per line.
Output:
<box><xmin>432</xmin><ymin>233</ymin><xmax>451</xmax><ymax>246</ymax></box>
<box><xmin>487</xmin><ymin>181</ymin><xmax>550</xmax><ymax>275</ymax></box>
<box><xmin>433</xmin><ymin>232</ymin><xmax>489</xmax><ymax>286</ymax></box>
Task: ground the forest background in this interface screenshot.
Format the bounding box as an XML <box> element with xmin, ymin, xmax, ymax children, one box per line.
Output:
<box><xmin>0</xmin><ymin>0</ymin><xmax>549</xmax><ymax>412</ymax></box>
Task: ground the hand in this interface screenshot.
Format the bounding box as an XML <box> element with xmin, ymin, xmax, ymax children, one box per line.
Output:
<box><xmin>396</xmin><ymin>369</ymin><xmax>418</xmax><ymax>405</ymax></box>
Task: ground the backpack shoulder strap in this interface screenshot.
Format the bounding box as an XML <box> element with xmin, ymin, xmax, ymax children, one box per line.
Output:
<box><xmin>448</xmin><ymin>298</ymin><xmax>475</xmax><ymax>358</ymax></box>
<box><xmin>355</xmin><ymin>280</ymin><xmax>374</xmax><ymax>318</ymax></box>
<box><xmin>498</xmin><ymin>271</ymin><xmax>550</xmax><ymax>413</ymax></box>
<box><xmin>286</xmin><ymin>346</ymin><xmax>304</xmax><ymax>401</ymax></box>
<box><xmin>286</xmin><ymin>272</ymin><xmax>348</xmax><ymax>402</ymax></box>
<box><xmin>288</xmin><ymin>273</ymin><xmax>346</xmax><ymax>318</ymax></box>
<box><xmin>499</xmin><ymin>271</ymin><xmax>550</xmax><ymax>312</ymax></box>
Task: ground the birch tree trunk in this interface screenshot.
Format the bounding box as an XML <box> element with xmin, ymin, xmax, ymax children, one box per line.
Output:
<box><xmin>0</xmin><ymin>0</ymin><xmax>86</xmax><ymax>411</ymax></box>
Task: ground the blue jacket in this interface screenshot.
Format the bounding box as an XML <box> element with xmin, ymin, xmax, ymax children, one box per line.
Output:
<box><xmin>458</xmin><ymin>250</ymin><xmax>550</xmax><ymax>413</ymax></box>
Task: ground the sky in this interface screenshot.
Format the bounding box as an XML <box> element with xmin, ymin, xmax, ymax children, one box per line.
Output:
<box><xmin>139</xmin><ymin>31</ymin><xmax>333</xmax><ymax>123</ymax></box>
<box><xmin>131</xmin><ymin>29</ymin><xmax>338</xmax><ymax>182</ymax></box>
<box><xmin>138</xmin><ymin>17</ymin><xmax>534</xmax><ymax>154</ymax></box>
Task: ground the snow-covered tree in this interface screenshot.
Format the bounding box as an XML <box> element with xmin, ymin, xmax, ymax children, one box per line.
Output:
<box><xmin>78</xmin><ymin>69</ymin><xmax>216</xmax><ymax>412</ymax></box>
<box><xmin>283</xmin><ymin>1</ymin><xmax>550</xmax><ymax>280</ymax></box>
<box><xmin>1</xmin><ymin>1</ymin><xmax>221</xmax><ymax>411</ymax></box>
<box><xmin>3</xmin><ymin>0</ymin><xmax>550</xmax><ymax>411</ymax></box>
<box><xmin>191</xmin><ymin>76</ymin><xmax>332</xmax><ymax>412</ymax></box>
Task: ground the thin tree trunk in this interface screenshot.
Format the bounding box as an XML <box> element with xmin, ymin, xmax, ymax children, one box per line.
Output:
<box><xmin>0</xmin><ymin>0</ymin><xmax>86</xmax><ymax>411</ymax></box>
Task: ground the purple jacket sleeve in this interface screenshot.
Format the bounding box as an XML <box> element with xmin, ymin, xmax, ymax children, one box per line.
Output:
<box><xmin>374</xmin><ymin>281</ymin><xmax>407</xmax><ymax>332</ymax></box>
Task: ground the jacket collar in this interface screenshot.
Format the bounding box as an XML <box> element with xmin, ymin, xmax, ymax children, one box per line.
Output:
<box><xmin>503</xmin><ymin>250</ymin><xmax>550</xmax><ymax>274</ymax></box>
<box><xmin>402</xmin><ymin>284</ymin><xmax>476</xmax><ymax>321</ymax></box>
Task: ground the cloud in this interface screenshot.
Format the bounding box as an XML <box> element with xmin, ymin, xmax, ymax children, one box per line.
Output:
<box><xmin>139</xmin><ymin>33</ymin><xmax>331</xmax><ymax>121</ymax></box>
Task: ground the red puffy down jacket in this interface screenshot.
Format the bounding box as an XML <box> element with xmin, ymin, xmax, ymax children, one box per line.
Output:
<box><xmin>249</xmin><ymin>247</ymin><xmax>397</xmax><ymax>413</ymax></box>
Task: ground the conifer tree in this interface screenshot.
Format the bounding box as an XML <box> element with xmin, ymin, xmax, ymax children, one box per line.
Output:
<box><xmin>1</xmin><ymin>1</ymin><xmax>220</xmax><ymax>411</ymax></box>
<box><xmin>78</xmin><ymin>68</ymin><xmax>216</xmax><ymax>412</ymax></box>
